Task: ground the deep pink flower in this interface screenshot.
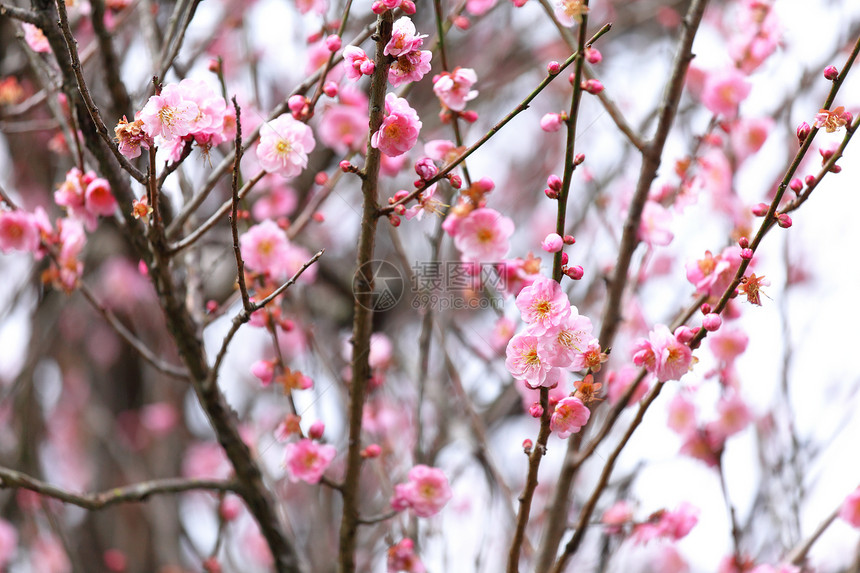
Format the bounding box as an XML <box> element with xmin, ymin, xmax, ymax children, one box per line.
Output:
<box><xmin>839</xmin><ymin>487</ymin><xmax>860</xmax><ymax>528</ymax></box>
<box><xmin>550</xmin><ymin>396</ymin><xmax>590</xmax><ymax>438</ymax></box>
<box><xmin>453</xmin><ymin>207</ymin><xmax>514</xmax><ymax>262</ymax></box>
<box><xmin>284</xmin><ymin>438</ymin><xmax>336</xmax><ymax>484</ymax></box>
<box><xmin>343</xmin><ymin>46</ymin><xmax>375</xmax><ymax>80</ymax></box>
<box><xmin>0</xmin><ymin>209</ymin><xmax>40</xmax><ymax>253</ymax></box>
<box><xmin>701</xmin><ymin>68</ymin><xmax>751</xmax><ymax>119</ymax></box>
<box><xmin>387</xmin><ymin>539</ymin><xmax>425</xmax><ymax>573</ymax></box>
<box><xmin>84</xmin><ymin>178</ymin><xmax>117</xmax><ymax>217</ymax></box>
<box><xmin>515</xmin><ymin>276</ymin><xmax>571</xmax><ymax>335</ymax></box>
<box><xmin>371</xmin><ymin>93</ymin><xmax>422</xmax><ymax>157</ymax></box>
<box><xmin>240</xmin><ymin>220</ymin><xmax>291</xmax><ymax>279</ymax></box>
<box><xmin>433</xmin><ymin>68</ymin><xmax>478</xmax><ymax>111</ymax></box>
<box><xmin>390</xmin><ymin>465</ymin><xmax>452</xmax><ymax>517</ymax></box>
<box><xmin>256</xmin><ymin>114</ymin><xmax>316</xmax><ymax>178</ymax></box>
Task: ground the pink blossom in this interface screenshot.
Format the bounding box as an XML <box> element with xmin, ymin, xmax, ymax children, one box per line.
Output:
<box><xmin>686</xmin><ymin>246</ymin><xmax>743</xmax><ymax>298</ymax></box>
<box><xmin>541</xmin><ymin>311</ymin><xmax>595</xmax><ymax>368</ymax></box>
<box><xmin>240</xmin><ymin>219</ymin><xmax>291</xmax><ymax>278</ymax></box>
<box><xmin>466</xmin><ymin>0</ymin><xmax>496</xmax><ymax>15</ymax></box>
<box><xmin>251</xmin><ymin>359</ymin><xmax>275</xmax><ymax>385</ymax></box>
<box><xmin>371</xmin><ymin>93</ymin><xmax>422</xmax><ymax>157</ymax></box>
<box><xmin>433</xmin><ymin>68</ymin><xmax>478</xmax><ymax>111</ymax></box>
<box><xmin>182</xmin><ymin>441</ymin><xmax>231</xmax><ymax>480</ymax></box>
<box><xmin>667</xmin><ymin>393</ymin><xmax>697</xmax><ymax>435</ymax></box>
<box><xmin>84</xmin><ymin>178</ymin><xmax>117</xmax><ymax>217</ymax></box>
<box><xmin>709</xmin><ymin>329</ymin><xmax>749</xmax><ymax>366</ymax></box>
<box><xmin>384</xmin><ymin>17</ymin><xmax>426</xmax><ymax>57</ymax></box>
<box><xmin>251</xmin><ymin>183</ymin><xmax>298</xmax><ymax>221</ymax></box>
<box><xmin>710</xmin><ymin>392</ymin><xmax>752</xmax><ymax>440</ymax></box>
<box><xmin>601</xmin><ymin>500</ymin><xmax>633</xmax><ymax>534</ymax></box>
<box><xmin>540</xmin><ymin>113</ymin><xmax>563</xmax><ymax>132</ymax></box>
<box><xmin>139</xmin><ymin>83</ymin><xmax>199</xmax><ymax>140</ymax></box>
<box><xmin>679</xmin><ymin>427</ymin><xmax>722</xmax><ymax>467</ymax></box>
<box><xmin>114</xmin><ymin>115</ymin><xmax>152</xmax><ymax>159</ymax></box>
<box><xmin>839</xmin><ymin>487</ymin><xmax>860</xmax><ymax>528</ymax></box>
<box><xmin>22</xmin><ymin>23</ymin><xmax>51</xmax><ymax>53</ymax></box>
<box><xmin>389</xmin><ymin>50</ymin><xmax>433</xmax><ymax>87</ymax></box>
<box><xmin>284</xmin><ymin>438</ymin><xmax>336</xmax><ymax>484</ymax></box>
<box><xmin>606</xmin><ymin>367</ymin><xmax>650</xmax><ymax>406</ymax></box>
<box><xmin>453</xmin><ymin>207</ymin><xmax>514</xmax><ymax>262</ymax></box>
<box><xmin>343</xmin><ymin>46</ymin><xmax>375</xmax><ymax>80</ymax></box>
<box><xmin>318</xmin><ymin>103</ymin><xmax>368</xmax><ymax>154</ymax></box>
<box><xmin>633</xmin><ymin>502</ymin><xmax>699</xmax><ymax>543</ymax></box>
<box><xmin>177</xmin><ymin>78</ymin><xmax>228</xmax><ymax>143</ymax></box>
<box><xmin>731</xmin><ymin>117</ymin><xmax>773</xmax><ymax>163</ymax></box>
<box><xmin>515</xmin><ymin>276</ymin><xmax>571</xmax><ymax>335</ymax></box>
<box><xmin>541</xmin><ymin>232</ymin><xmax>564</xmax><ymax>253</ymax></box>
<box><xmin>139</xmin><ymin>402</ymin><xmax>178</xmax><ymax>436</ymax></box>
<box><xmin>387</xmin><ymin>539</ymin><xmax>425</xmax><ymax>573</ymax></box>
<box><xmin>256</xmin><ymin>114</ymin><xmax>316</xmax><ymax>178</ymax></box>
<box><xmin>554</xmin><ymin>0</ymin><xmax>589</xmax><ymax>26</ymax></box>
<box><xmin>0</xmin><ymin>209</ymin><xmax>40</xmax><ymax>253</ymax></box>
<box><xmin>505</xmin><ymin>333</ymin><xmax>561</xmax><ymax>388</ymax></box>
<box><xmin>638</xmin><ymin>201</ymin><xmax>674</xmax><ymax>247</ymax></box>
<box><xmin>551</xmin><ymin>396</ymin><xmax>590</xmax><ymax>438</ymax></box>
<box><xmin>390</xmin><ymin>465</ymin><xmax>452</xmax><ymax>517</ymax></box>
<box><xmin>633</xmin><ymin>324</ymin><xmax>692</xmax><ymax>382</ymax></box>
<box><xmin>0</xmin><ymin>518</ymin><xmax>17</xmax><ymax>569</ymax></box>
<box><xmin>651</xmin><ymin>543</ymin><xmax>690</xmax><ymax>573</ymax></box>
<box><xmin>701</xmin><ymin>68</ymin><xmax>751</xmax><ymax>119</ymax></box>
<box><xmin>404</xmin><ymin>184</ymin><xmax>444</xmax><ymax>221</ymax></box>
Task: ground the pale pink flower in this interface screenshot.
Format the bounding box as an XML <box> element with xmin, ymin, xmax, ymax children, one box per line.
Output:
<box><xmin>453</xmin><ymin>208</ymin><xmax>514</xmax><ymax>262</ymax></box>
<box><xmin>387</xmin><ymin>538</ymin><xmax>425</xmax><ymax>573</ymax></box>
<box><xmin>515</xmin><ymin>276</ymin><xmax>571</xmax><ymax>335</ymax></box>
<box><xmin>343</xmin><ymin>46</ymin><xmax>375</xmax><ymax>80</ymax></box>
<box><xmin>318</xmin><ymin>103</ymin><xmax>368</xmax><ymax>154</ymax></box>
<box><xmin>638</xmin><ymin>201</ymin><xmax>674</xmax><ymax>247</ymax></box>
<box><xmin>505</xmin><ymin>333</ymin><xmax>562</xmax><ymax>389</ymax></box>
<box><xmin>371</xmin><ymin>93</ymin><xmax>422</xmax><ymax>157</ymax></box>
<box><xmin>251</xmin><ymin>359</ymin><xmax>275</xmax><ymax>386</ymax></box>
<box><xmin>839</xmin><ymin>487</ymin><xmax>860</xmax><ymax>528</ymax></box>
<box><xmin>551</xmin><ymin>396</ymin><xmax>590</xmax><ymax>438</ymax></box>
<box><xmin>84</xmin><ymin>178</ymin><xmax>116</xmax><ymax>217</ymax></box>
<box><xmin>384</xmin><ymin>17</ymin><xmax>426</xmax><ymax>57</ymax></box>
<box><xmin>667</xmin><ymin>393</ymin><xmax>697</xmax><ymax>435</ymax></box>
<box><xmin>22</xmin><ymin>23</ymin><xmax>51</xmax><ymax>53</ymax></box>
<box><xmin>251</xmin><ymin>183</ymin><xmax>298</xmax><ymax>221</ymax></box>
<box><xmin>730</xmin><ymin>117</ymin><xmax>773</xmax><ymax>163</ymax></box>
<box><xmin>0</xmin><ymin>209</ymin><xmax>40</xmax><ymax>253</ymax></box>
<box><xmin>633</xmin><ymin>502</ymin><xmax>699</xmax><ymax>544</ymax></box>
<box><xmin>814</xmin><ymin>106</ymin><xmax>851</xmax><ymax>133</ymax></box>
<box><xmin>554</xmin><ymin>0</ymin><xmax>589</xmax><ymax>26</ymax></box>
<box><xmin>541</xmin><ymin>311</ymin><xmax>595</xmax><ymax>368</ymax></box>
<box><xmin>139</xmin><ymin>83</ymin><xmax>199</xmax><ymax>140</ymax></box>
<box><xmin>633</xmin><ymin>325</ymin><xmax>692</xmax><ymax>382</ymax></box>
<box><xmin>389</xmin><ymin>50</ymin><xmax>433</xmax><ymax>87</ymax></box>
<box><xmin>139</xmin><ymin>402</ymin><xmax>178</xmax><ymax>436</ymax></box>
<box><xmin>701</xmin><ymin>68</ymin><xmax>751</xmax><ymax>119</ymax></box>
<box><xmin>685</xmin><ymin>246</ymin><xmax>743</xmax><ymax>298</ymax></box>
<box><xmin>240</xmin><ymin>220</ymin><xmax>291</xmax><ymax>278</ymax></box>
<box><xmin>177</xmin><ymin>78</ymin><xmax>228</xmax><ymax>143</ymax></box>
<box><xmin>404</xmin><ymin>184</ymin><xmax>444</xmax><ymax>221</ymax></box>
<box><xmin>256</xmin><ymin>114</ymin><xmax>316</xmax><ymax>178</ymax></box>
<box><xmin>182</xmin><ymin>441</ymin><xmax>231</xmax><ymax>480</ymax></box>
<box><xmin>433</xmin><ymin>68</ymin><xmax>478</xmax><ymax>111</ymax></box>
<box><xmin>710</xmin><ymin>392</ymin><xmax>752</xmax><ymax>440</ymax></box>
<box><xmin>679</xmin><ymin>427</ymin><xmax>722</xmax><ymax>467</ymax></box>
<box><xmin>601</xmin><ymin>500</ymin><xmax>633</xmax><ymax>534</ymax></box>
<box><xmin>651</xmin><ymin>543</ymin><xmax>690</xmax><ymax>573</ymax></box>
<box><xmin>0</xmin><ymin>518</ymin><xmax>17</xmax><ymax>569</ymax></box>
<box><xmin>606</xmin><ymin>367</ymin><xmax>650</xmax><ymax>406</ymax></box>
<box><xmin>284</xmin><ymin>438</ymin><xmax>336</xmax><ymax>484</ymax></box>
<box><xmin>709</xmin><ymin>329</ymin><xmax>749</xmax><ymax>366</ymax></box>
<box><xmin>390</xmin><ymin>465</ymin><xmax>452</xmax><ymax>517</ymax></box>
<box><xmin>540</xmin><ymin>113</ymin><xmax>563</xmax><ymax>132</ymax></box>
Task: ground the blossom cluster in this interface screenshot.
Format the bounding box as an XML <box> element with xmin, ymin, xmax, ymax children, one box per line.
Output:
<box><xmin>371</xmin><ymin>93</ymin><xmax>422</xmax><ymax>157</ymax></box>
<box><xmin>53</xmin><ymin>167</ymin><xmax>116</xmax><ymax>231</ymax></box>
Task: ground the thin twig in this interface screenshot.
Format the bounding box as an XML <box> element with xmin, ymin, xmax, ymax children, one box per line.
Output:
<box><xmin>229</xmin><ymin>97</ymin><xmax>252</xmax><ymax>311</ymax></box>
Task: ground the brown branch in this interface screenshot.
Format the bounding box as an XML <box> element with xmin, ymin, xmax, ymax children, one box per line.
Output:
<box><xmin>0</xmin><ymin>466</ymin><xmax>238</xmax><ymax>511</ymax></box>
<box><xmin>229</xmin><ymin>97</ymin><xmax>252</xmax><ymax>312</ymax></box>
<box><xmin>787</xmin><ymin>505</ymin><xmax>841</xmax><ymax>566</ymax></box>
<box><xmin>337</xmin><ymin>12</ymin><xmax>392</xmax><ymax>573</ymax></box>
<box><xmin>0</xmin><ymin>3</ymin><xmax>40</xmax><ymax>25</ymax></box>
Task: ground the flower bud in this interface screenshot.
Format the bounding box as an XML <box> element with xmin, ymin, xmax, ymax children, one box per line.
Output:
<box><xmin>323</xmin><ymin>81</ymin><xmax>338</xmax><ymax>98</ymax></box>
<box><xmin>740</xmin><ymin>248</ymin><xmax>754</xmax><ymax>260</ymax></box>
<box><xmin>796</xmin><ymin>121</ymin><xmax>811</xmax><ymax>144</ymax></box>
<box><xmin>674</xmin><ymin>325</ymin><xmax>695</xmax><ymax>343</ymax></box>
<box><xmin>544</xmin><ymin>188</ymin><xmax>559</xmax><ymax>199</ymax></box>
<box><xmin>522</xmin><ymin>439</ymin><xmax>533</xmax><ymax>453</ymax></box>
<box><xmin>702</xmin><ymin>313</ymin><xmax>722</xmax><ymax>331</ymax></box>
<box><xmin>361</xmin><ymin>444</ymin><xmax>382</xmax><ymax>458</ymax></box>
<box><xmin>308</xmin><ymin>421</ymin><xmax>325</xmax><ymax>440</ymax></box>
<box><xmin>547</xmin><ymin>174</ymin><xmax>563</xmax><ymax>191</ymax></box>
<box><xmin>394</xmin><ymin>204</ymin><xmax>406</xmax><ymax>216</ymax></box>
<box><xmin>586</xmin><ymin>47</ymin><xmax>602</xmax><ymax>64</ymax></box>
<box><xmin>574</xmin><ymin>153</ymin><xmax>585</xmax><ymax>165</ymax></box>
<box><xmin>563</xmin><ymin>235</ymin><xmax>575</xmax><ymax>245</ymax></box>
<box><xmin>805</xmin><ymin>175</ymin><xmax>816</xmax><ymax>187</ymax></box>
<box><xmin>541</xmin><ymin>233</ymin><xmax>564</xmax><ymax>253</ymax></box>
<box><xmin>581</xmin><ymin>79</ymin><xmax>604</xmax><ymax>94</ymax></box>
<box><xmin>789</xmin><ymin>178</ymin><xmax>803</xmax><ymax>193</ymax></box>
<box><xmin>824</xmin><ymin>65</ymin><xmax>839</xmax><ymax>80</ymax></box>
<box><xmin>547</xmin><ymin>61</ymin><xmax>561</xmax><ymax>75</ymax></box>
<box><xmin>460</xmin><ymin>110</ymin><xmax>479</xmax><ymax>123</ymax></box>
<box><xmin>564</xmin><ymin>265</ymin><xmax>584</xmax><ymax>280</ymax></box>
<box><xmin>414</xmin><ymin>158</ymin><xmax>438</xmax><ymax>180</ymax></box>
<box><xmin>700</xmin><ymin>303</ymin><xmax>711</xmax><ymax>315</ymax></box>
<box><xmin>560</xmin><ymin>252</ymin><xmax>569</xmax><ymax>265</ymax></box>
<box><xmin>738</xmin><ymin>237</ymin><xmax>749</xmax><ymax>249</ymax></box>
<box><xmin>777</xmin><ymin>213</ymin><xmax>792</xmax><ymax>228</ymax></box>
<box><xmin>339</xmin><ymin>160</ymin><xmax>352</xmax><ymax>172</ymax></box>
<box><xmin>529</xmin><ymin>402</ymin><xmax>543</xmax><ymax>418</ymax></box>
<box><xmin>751</xmin><ymin>203</ymin><xmax>769</xmax><ymax>216</ymax></box>
<box><xmin>314</xmin><ymin>172</ymin><xmax>328</xmax><ymax>185</ymax></box>
<box><xmin>453</xmin><ymin>15</ymin><xmax>470</xmax><ymax>29</ymax></box>
<box><xmin>388</xmin><ymin>213</ymin><xmax>401</xmax><ymax>227</ymax></box>
<box><xmin>288</xmin><ymin>95</ymin><xmax>307</xmax><ymax>115</ymax></box>
<box><xmin>448</xmin><ymin>174</ymin><xmax>462</xmax><ymax>189</ymax></box>
<box><xmin>324</xmin><ymin>34</ymin><xmax>342</xmax><ymax>52</ymax></box>
<box><xmin>541</xmin><ymin>112</ymin><xmax>563</xmax><ymax>132</ymax></box>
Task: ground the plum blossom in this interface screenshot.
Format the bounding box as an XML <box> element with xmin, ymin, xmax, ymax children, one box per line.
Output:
<box><xmin>541</xmin><ymin>311</ymin><xmax>595</xmax><ymax>367</ymax></box>
<box><xmin>139</xmin><ymin>83</ymin><xmax>199</xmax><ymax>140</ymax></box>
<box><xmin>814</xmin><ymin>106</ymin><xmax>851</xmax><ymax>133</ymax></box>
<box><xmin>700</xmin><ymin>68</ymin><xmax>751</xmax><ymax>119</ymax></box>
<box><xmin>550</xmin><ymin>396</ymin><xmax>590</xmax><ymax>438</ymax></box>
<box><xmin>0</xmin><ymin>209</ymin><xmax>40</xmax><ymax>253</ymax></box>
<box><xmin>257</xmin><ymin>114</ymin><xmax>316</xmax><ymax>178</ymax></box>
<box><xmin>633</xmin><ymin>502</ymin><xmax>699</xmax><ymax>544</ymax></box>
<box><xmin>240</xmin><ymin>220</ymin><xmax>291</xmax><ymax>278</ymax></box>
<box><xmin>318</xmin><ymin>101</ymin><xmax>368</xmax><ymax>154</ymax></box>
<box><xmin>839</xmin><ymin>486</ymin><xmax>860</xmax><ymax>528</ymax></box>
<box><xmin>731</xmin><ymin>117</ymin><xmax>773</xmax><ymax>162</ymax></box>
<box><xmin>284</xmin><ymin>438</ymin><xmax>336</xmax><ymax>484</ymax></box>
<box><xmin>385</xmin><ymin>17</ymin><xmax>426</xmax><ymax>57</ymax></box>
<box><xmin>667</xmin><ymin>393</ymin><xmax>697</xmax><ymax>435</ymax></box>
<box><xmin>387</xmin><ymin>539</ymin><xmax>425</xmax><ymax>573</ymax></box>
<box><xmin>515</xmin><ymin>276</ymin><xmax>571</xmax><ymax>335</ymax></box>
<box><xmin>554</xmin><ymin>0</ymin><xmax>589</xmax><ymax>26</ymax></box>
<box><xmin>390</xmin><ymin>465</ymin><xmax>452</xmax><ymax>517</ymax></box>
<box><xmin>505</xmin><ymin>333</ymin><xmax>562</xmax><ymax>388</ymax></box>
<box><xmin>389</xmin><ymin>50</ymin><xmax>433</xmax><ymax>87</ymax></box>
<box><xmin>22</xmin><ymin>23</ymin><xmax>50</xmax><ymax>53</ymax></box>
<box><xmin>114</xmin><ymin>115</ymin><xmax>152</xmax><ymax>159</ymax></box>
<box><xmin>633</xmin><ymin>324</ymin><xmax>693</xmax><ymax>382</ymax></box>
<box><xmin>343</xmin><ymin>46</ymin><xmax>375</xmax><ymax>80</ymax></box>
<box><xmin>371</xmin><ymin>93</ymin><xmax>422</xmax><ymax>157</ymax></box>
<box><xmin>708</xmin><ymin>392</ymin><xmax>752</xmax><ymax>440</ymax></box>
<box><xmin>453</xmin><ymin>208</ymin><xmax>514</xmax><ymax>262</ymax></box>
<box><xmin>433</xmin><ymin>68</ymin><xmax>478</xmax><ymax>111</ymax></box>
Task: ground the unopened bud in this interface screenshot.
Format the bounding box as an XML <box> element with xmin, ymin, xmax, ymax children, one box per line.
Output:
<box><xmin>528</xmin><ymin>402</ymin><xmax>543</xmax><ymax>418</ymax></box>
<box><xmin>308</xmin><ymin>421</ymin><xmax>325</xmax><ymax>440</ymax></box>
<box><xmin>702</xmin><ymin>313</ymin><xmax>722</xmax><ymax>331</ymax></box>
<box><xmin>324</xmin><ymin>34</ymin><xmax>342</xmax><ymax>52</ymax></box>
<box><xmin>323</xmin><ymin>81</ymin><xmax>339</xmax><ymax>98</ymax></box>
<box><xmin>460</xmin><ymin>110</ymin><xmax>478</xmax><ymax>123</ymax></box>
<box><xmin>581</xmin><ymin>79</ymin><xmax>604</xmax><ymax>94</ymax></box>
<box><xmin>564</xmin><ymin>265</ymin><xmax>584</xmax><ymax>280</ymax></box>
<box><xmin>574</xmin><ymin>153</ymin><xmax>585</xmax><ymax>165</ymax></box>
<box><xmin>361</xmin><ymin>444</ymin><xmax>382</xmax><ymax>458</ymax></box>
<box><xmin>547</xmin><ymin>174</ymin><xmax>563</xmax><ymax>191</ymax></box>
<box><xmin>700</xmin><ymin>303</ymin><xmax>711</xmax><ymax>315</ymax></box>
<box><xmin>796</xmin><ymin>121</ymin><xmax>811</xmax><ymax>144</ymax></box>
<box><xmin>523</xmin><ymin>439</ymin><xmax>533</xmax><ymax>453</ymax></box>
<box><xmin>448</xmin><ymin>174</ymin><xmax>462</xmax><ymax>189</ymax></box>
<box><xmin>547</xmin><ymin>61</ymin><xmax>561</xmax><ymax>75</ymax></box>
<box><xmin>738</xmin><ymin>237</ymin><xmax>749</xmax><ymax>249</ymax></box>
<box><xmin>740</xmin><ymin>248</ymin><xmax>754</xmax><ymax>260</ymax></box>
<box><xmin>388</xmin><ymin>213</ymin><xmax>401</xmax><ymax>227</ymax></box>
<box><xmin>544</xmin><ymin>188</ymin><xmax>559</xmax><ymax>199</ymax></box>
<box><xmin>805</xmin><ymin>175</ymin><xmax>816</xmax><ymax>187</ymax></box>
<box><xmin>560</xmin><ymin>252</ymin><xmax>569</xmax><ymax>265</ymax></box>
<box><xmin>563</xmin><ymin>235</ymin><xmax>575</xmax><ymax>245</ymax></box>
<box><xmin>789</xmin><ymin>178</ymin><xmax>803</xmax><ymax>193</ymax></box>
<box><xmin>824</xmin><ymin>65</ymin><xmax>839</xmax><ymax>80</ymax></box>
<box><xmin>777</xmin><ymin>213</ymin><xmax>792</xmax><ymax>228</ymax></box>
<box><xmin>586</xmin><ymin>47</ymin><xmax>602</xmax><ymax>64</ymax></box>
<box><xmin>751</xmin><ymin>203</ymin><xmax>769</xmax><ymax>217</ymax></box>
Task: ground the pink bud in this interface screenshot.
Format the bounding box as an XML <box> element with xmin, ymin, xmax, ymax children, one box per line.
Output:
<box><xmin>219</xmin><ymin>496</ymin><xmax>242</xmax><ymax>521</ymax></box>
<box><xmin>529</xmin><ymin>402</ymin><xmax>544</xmax><ymax>418</ymax></box>
<box><xmin>522</xmin><ymin>439</ymin><xmax>533</xmax><ymax>452</ymax></box>
<box><xmin>361</xmin><ymin>443</ymin><xmax>382</xmax><ymax>458</ymax></box>
<box><xmin>453</xmin><ymin>15</ymin><xmax>470</xmax><ymax>29</ymax></box>
<box><xmin>789</xmin><ymin>178</ymin><xmax>803</xmax><ymax>193</ymax></box>
<box><xmin>324</xmin><ymin>34</ymin><xmax>342</xmax><ymax>52</ymax></box>
<box><xmin>830</xmin><ymin>164</ymin><xmax>842</xmax><ymax>173</ymax></box>
<box><xmin>804</xmin><ymin>175</ymin><xmax>816</xmax><ymax>187</ymax></box>
<box><xmin>824</xmin><ymin>65</ymin><xmax>839</xmax><ymax>80</ymax></box>
<box><xmin>544</xmin><ymin>188</ymin><xmax>559</xmax><ymax>199</ymax></box>
<box><xmin>541</xmin><ymin>112</ymin><xmax>563</xmax><ymax>132</ymax></box>
<box><xmin>402</xmin><ymin>0</ymin><xmax>416</xmax><ymax>13</ymax></box>
<box><xmin>339</xmin><ymin>160</ymin><xmax>352</xmax><ymax>172</ymax></box>
<box><xmin>312</xmin><ymin>212</ymin><xmax>325</xmax><ymax>222</ymax></box>
<box><xmin>702</xmin><ymin>313</ymin><xmax>722</xmax><ymax>331</ymax></box>
<box><xmin>560</xmin><ymin>252</ymin><xmax>569</xmax><ymax>265</ymax></box>
<box><xmin>477</xmin><ymin>177</ymin><xmax>495</xmax><ymax>193</ymax></box>
<box><xmin>751</xmin><ymin>203</ymin><xmax>769</xmax><ymax>217</ymax></box>
<box><xmin>415</xmin><ymin>158</ymin><xmax>438</xmax><ymax>180</ymax></box>
<box><xmin>700</xmin><ymin>303</ymin><xmax>711</xmax><ymax>314</ymax></box>
<box><xmin>393</xmin><ymin>190</ymin><xmax>410</xmax><ymax>201</ymax></box>
<box><xmin>674</xmin><ymin>325</ymin><xmax>695</xmax><ymax>343</ymax></box>
<box><xmin>740</xmin><ymin>248</ymin><xmax>754</xmax><ymax>260</ymax></box>
<box><xmin>542</xmin><ymin>233</ymin><xmax>564</xmax><ymax>253</ymax></box>
<box><xmin>777</xmin><ymin>213</ymin><xmax>792</xmax><ymax>228</ymax></box>
<box><xmin>394</xmin><ymin>204</ymin><xmax>406</xmax><ymax>215</ymax></box>
<box><xmin>581</xmin><ymin>79</ymin><xmax>604</xmax><ymax>94</ymax></box>
<box><xmin>585</xmin><ymin>47</ymin><xmax>602</xmax><ymax>64</ymax></box>
<box><xmin>796</xmin><ymin>121</ymin><xmax>811</xmax><ymax>144</ymax></box>
<box><xmin>323</xmin><ymin>81</ymin><xmax>339</xmax><ymax>98</ymax></box>
<box><xmin>574</xmin><ymin>153</ymin><xmax>585</xmax><ymax>165</ymax></box>
<box><xmin>563</xmin><ymin>235</ymin><xmax>575</xmax><ymax>245</ymax></box>
<box><xmin>206</xmin><ymin>300</ymin><xmax>218</xmax><ymax>313</ymax></box>
<box><xmin>388</xmin><ymin>214</ymin><xmax>401</xmax><ymax>227</ymax></box>
<box><xmin>448</xmin><ymin>174</ymin><xmax>462</xmax><ymax>189</ymax></box>
<box><xmin>314</xmin><ymin>172</ymin><xmax>328</xmax><ymax>185</ymax></box>
<box><xmin>738</xmin><ymin>237</ymin><xmax>749</xmax><ymax>249</ymax></box>
<box><xmin>547</xmin><ymin>61</ymin><xmax>561</xmax><ymax>75</ymax></box>
<box><xmin>308</xmin><ymin>420</ymin><xmax>325</xmax><ymax>440</ymax></box>
<box><xmin>460</xmin><ymin>110</ymin><xmax>479</xmax><ymax>123</ymax></box>
<box><xmin>371</xmin><ymin>1</ymin><xmax>385</xmax><ymax>13</ymax></box>
<box><xmin>359</xmin><ymin>60</ymin><xmax>375</xmax><ymax>75</ymax></box>
<box><xmin>564</xmin><ymin>265</ymin><xmax>584</xmax><ymax>280</ymax></box>
<box><xmin>547</xmin><ymin>174</ymin><xmax>563</xmax><ymax>191</ymax></box>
